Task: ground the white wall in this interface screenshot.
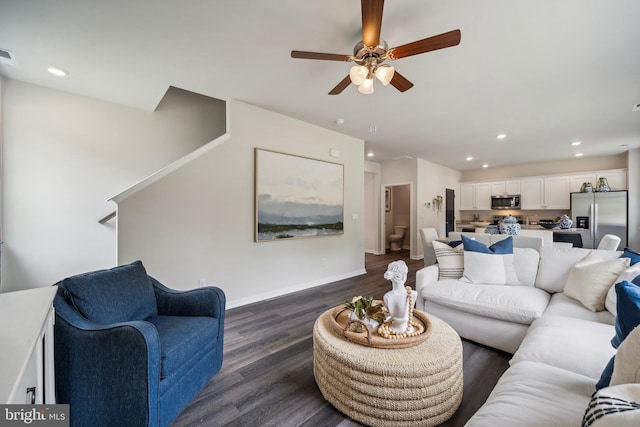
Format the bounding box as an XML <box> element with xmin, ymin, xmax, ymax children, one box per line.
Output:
<box><xmin>461</xmin><ymin>154</ymin><xmax>627</xmax><ymax>182</ymax></box>
<box><xmin>115</xmin><ymin>100</ymin><xmax>365</xmax><ymax>308</ymax></box>
<box><xmin>628</xmin><ymin>149</ymin><xmax>640</xmax><ymax>249</ymax></box>
<box><xmin>1</xmin><ymin>80</ymin><xmax>226</xmax><ymax>292</ymax></box>
<box><xmin>416</xmin><ymin>158</ymin><xmax>462</xmax><ymax>257</ymax></box>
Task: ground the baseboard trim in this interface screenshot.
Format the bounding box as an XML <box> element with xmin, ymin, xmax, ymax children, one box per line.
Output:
<box><xmin>226</xmin><ymin>268</ymin><xmax>367</xmax><ymax>309</ymax></box>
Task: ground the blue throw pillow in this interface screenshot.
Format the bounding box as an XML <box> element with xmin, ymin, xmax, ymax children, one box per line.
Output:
<box><xmin>596</xmin><ymin>280</ymin><xmax>640</xmax><ymax>389</ymax></box>
<box><xmin>620</xmin><ymin>247</ymin><xmax>640</xmax><ymax>266</ymax></box>
<box><xmin>612</xmin><ymin>280</ymin><xmax>640</xmax><ymax>348</ymax></box>
<box><xmin>448</xmin><ymin>240</ymin><xmax>463</xmax><ymax>248</ymax></box>
<box><xmin>462</xmin><ymin>235</ymin><xmax>513</xmax><ymax>254</ymax></box>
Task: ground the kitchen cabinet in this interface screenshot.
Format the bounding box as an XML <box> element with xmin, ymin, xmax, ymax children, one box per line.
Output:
<box><xmin>544</xmin><ymin>175</ymin><xmax>570</xmax><ymax>209</ymax></box>
<box><xmin>0</xmin><ymin>287</ymin><xmax>57</xmax><ymax>404</ymax></box>
<box><xmin>569</xmin><ymin>174</ymin><xmax>597</xmax><ymax>193</ymax></box>
<box><xmin>460</xmin><ymin>182</ymin><xmax>491</xmax><ymax>210</ymax></box>
<box><xmin>568</xmin><ymin>170</ymin><xmax>627</xmax><ymax>193</ymax></box>
<box><xmin>597</xmin><ymin>170</ymin><xmax>627</xmax><ymax>191</ymax></box>
<box><xmin>521</xmin><ymin>176</ymin><xmax>570</xmax><ymax>210</ymax></box>
<box><xmin>490</xmin><ymin>180</ymin><xmax>520</xmax><ymax>196</ymax></box>
<box><xmin>520</xmin><ymin>178</ymin><xmax>544</xmax><ymax>210</ymax></box>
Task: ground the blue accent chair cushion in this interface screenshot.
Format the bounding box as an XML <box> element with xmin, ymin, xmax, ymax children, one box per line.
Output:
<box><xmin>62</xmin><ymin>260</ymin><xmax>158</xmax><ymax>323</ymax></box>
<box><xmin>53</xmin><ymin>261</ymin><xmax>225</xmax><ymax>427</ymax></box>
<box><xmin>596</xmin><ymin>278</ymin><xmax>640</xmax><ymax>389</ymax></box>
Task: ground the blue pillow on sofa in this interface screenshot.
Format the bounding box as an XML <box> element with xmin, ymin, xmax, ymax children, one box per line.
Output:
<box><xmin>62</xmin><ymin>260</ymin><xmax>158</xmax><ymax>324</ymax></box>
<box><xmin>620</xmin><ymin>247</ymin><xmax>640</xmax><ymax>266</ymax></box>
<box><xmin>596</xmin><ymin>278</ymin><xmax>640</xmax><ymax>389</ymax></box>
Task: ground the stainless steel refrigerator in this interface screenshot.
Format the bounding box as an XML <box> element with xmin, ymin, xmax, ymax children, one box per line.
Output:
<box><xmin>570</xmin><ymin>191</ymin><xmax>628</xmax><ymax>249</ymax></box>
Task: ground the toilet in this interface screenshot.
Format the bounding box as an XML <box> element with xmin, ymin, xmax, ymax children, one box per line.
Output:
<box><xmin>388</xmin><ymin>226</ymin><xmax>407</xmax><ymax>251</ymax></box>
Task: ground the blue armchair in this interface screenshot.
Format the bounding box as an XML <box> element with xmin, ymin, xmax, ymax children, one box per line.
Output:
<box><xmin>53</xmin><ymin>261</ymin><xmax>225</xmax><ymax>427</ymax></box>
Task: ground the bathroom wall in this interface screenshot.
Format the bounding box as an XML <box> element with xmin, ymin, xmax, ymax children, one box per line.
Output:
<box><xmin>385</xmin><ymin>185</ymin><xmax>411</xmax><ymax>250</ymax></box>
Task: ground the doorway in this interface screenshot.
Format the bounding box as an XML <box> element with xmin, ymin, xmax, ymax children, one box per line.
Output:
<box><xmin>445</xmin><ymin>188</ymin><xmax>455</xmax><ymax>237</ymax></box>
<box><xmin>384</xmin><ymin>184</ymin><xmax>411</xmax><ymax>253</ymax></box>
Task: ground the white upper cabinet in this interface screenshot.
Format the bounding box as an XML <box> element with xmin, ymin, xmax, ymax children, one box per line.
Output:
<box><xmin>460</xmin><ymin>183</ymin><xmax>475</xmax><ymax>210</ymax></box>
<box><xmin>490</xmin><ymin>180</ymin><xmax>520</xmax><ymax>196</ymax></box>
<box><xmin>596</xmin><ymin>170</ymin><xmax>627</xmax><ymax>191</ymax></box>
<box><xmin>460</xmin><ymin>182</ymin><xmax>491</xmax><ymax>210</ymax></box>
<box><xmin>569</xmin><ymin>174</ymin><xmax>598</xmax><ymax>193</ymax></box>
<box><xmin>520</xmin><ymin>176</ymin><xmax>570</xmax><ymax>210</ymax></box>
<box><xmin>475</xmin><ymin>182</ymin><xmax>491</xmax><ymax>210</ymax></box>
<box><xmin>505</xmin><ymin>180</ymin><xmax>521</xmax><ymax>195</ymax></box>
<box><xmin>543</xmin><ymin>175</ymin><xmax>570</xmax><ymax>209</ymax></box>
<box><xmin>490</xmin><ymin>181</ymin><xmax>505</xmax><ymax>196</ymax></box>
<box><xmin>520</xmin><ymin>178</ymin><xmax>545</xmax><ymax>210</ymax></box>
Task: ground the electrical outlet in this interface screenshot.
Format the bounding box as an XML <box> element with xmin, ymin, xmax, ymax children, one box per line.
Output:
<box><xmin>198</xmin><ymin>278</ymin><xmax>207</xmax><ymax>288</ymax></box>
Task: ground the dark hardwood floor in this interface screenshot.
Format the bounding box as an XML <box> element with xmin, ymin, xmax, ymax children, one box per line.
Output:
<box><xmin>171</xmin><ymin>251</ymin><xmax>511</xmax><ymax>427</ymax></box>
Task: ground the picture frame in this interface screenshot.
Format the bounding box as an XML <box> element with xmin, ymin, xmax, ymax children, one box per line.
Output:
<box><xmin>255</xmin><ymin>149</ymin><xmax>344</xmax><ymax>242</ymax></box>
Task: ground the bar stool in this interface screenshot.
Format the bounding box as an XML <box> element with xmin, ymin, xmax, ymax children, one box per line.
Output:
<box><xmin>553</xmin><ymin>233</ymin><xmax>583</xmax><ymax>248</ymax></box>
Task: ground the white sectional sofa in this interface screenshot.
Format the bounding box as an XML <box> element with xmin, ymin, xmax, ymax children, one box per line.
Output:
<box><xmin>415</xmin><ymin>236</ymin><xmax>640</xmax><ymax>426</ymax></box>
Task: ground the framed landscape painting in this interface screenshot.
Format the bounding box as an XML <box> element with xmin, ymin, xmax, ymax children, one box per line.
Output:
<box><xmin>255</xmin><ymin>149</ymin><xmax>344</xmax><ymax>242</ymax></box>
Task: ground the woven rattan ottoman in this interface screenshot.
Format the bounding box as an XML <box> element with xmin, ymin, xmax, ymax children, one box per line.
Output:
<box><xmin>313</xmin><ymin>308</ymin><xmax>463</xmax><ymax>427</ymax></box>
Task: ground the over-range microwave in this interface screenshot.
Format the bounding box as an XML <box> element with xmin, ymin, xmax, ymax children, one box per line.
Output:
<box><xmin>491</xmin><ymin>195</ymin><xmax>521</xmax><ymax>210</ymax></box>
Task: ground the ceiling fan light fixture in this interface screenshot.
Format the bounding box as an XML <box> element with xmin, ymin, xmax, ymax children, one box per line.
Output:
<box><xmin>374</xmin><ymin>65</ymin><xmax>395</xmax><ymax>86</ymax></box>
<box><xmin>349</xmin><ymin>65</ymin><xmax>368</xmax><ymax>86</ymax></box>
<box><xmin>358</xmin><ymin>78</ymin><xmax>374</xmax><ymax>94</ymax></box>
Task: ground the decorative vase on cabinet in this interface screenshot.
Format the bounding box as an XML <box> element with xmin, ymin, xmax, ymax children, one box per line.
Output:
<box><xmin>499</xmin><ymin>215</ymin><xmax>521</xmax><ymax>235</ymax></box>
<box><xmin>558</xmin><ymin>214</ymin><xmax>573</xmax><ymax>230</ymax></box>
<box><xmin>596</xmin><ymin>177</ymin><xmax>611</xmax><ymax>192</ymax></box>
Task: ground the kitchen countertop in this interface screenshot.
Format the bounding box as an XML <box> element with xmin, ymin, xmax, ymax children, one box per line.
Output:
<box><xmin>457</xmin><ymin>223</ymin><xmax>584</xmax><ymax>234</ymax></box>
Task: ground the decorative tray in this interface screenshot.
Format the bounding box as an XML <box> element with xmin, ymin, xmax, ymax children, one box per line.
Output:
<box><xmin>329</xmin><ymin>305</ymin><xmax>432</xmax><ymax>349</ymax></box>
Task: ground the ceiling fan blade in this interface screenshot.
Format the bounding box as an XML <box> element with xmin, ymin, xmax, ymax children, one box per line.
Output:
<box><xmin>387</xmin><ymin>29</ymin><xmax>461</xmax><ymax>60</ymax></box>
<box><xmin>361</xmin><ymin>0</ymin><xmax>384</xmax><ymax>47</ymax></box>
<box><xmin>389</xmin><ymin>71</ymin><xmax>414</xmax><ymax>92</ymax></box>
<box><xmin>329</xmin><ymin>75</ymin><xmax>352</xmax><ymax>95</ymax></box>
<box><xmin>291</xmin><ymin>51</ymin><xmax>352</xmax><ymax>61</ymax></box>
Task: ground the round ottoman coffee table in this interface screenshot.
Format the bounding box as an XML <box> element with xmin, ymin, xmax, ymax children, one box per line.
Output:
<box><xmin>313</xmin><ymin>308</ymin><xmax>463</xmax><ymax>427</ymax></box>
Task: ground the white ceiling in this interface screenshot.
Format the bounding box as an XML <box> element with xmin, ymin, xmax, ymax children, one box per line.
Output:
<box><xmin>1</xmin><ymin>0</ymin><xmax>639</xmax><ymax>171</ymax></box>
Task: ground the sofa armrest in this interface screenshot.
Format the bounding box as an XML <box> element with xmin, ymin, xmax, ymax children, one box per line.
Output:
<box><xmin>416</xmin><ymin>265</ymin><xmax>440</xmax><ymax>311</ymax></box>
<box><xmin>53</xmin><ymin>294</ymin><xmax>161</xmax><ymax>426</ymax></box>
<box><xmin>151</xmin><ymin>277</ymin><xmax>226</xmax><ymax>319</ymax></box>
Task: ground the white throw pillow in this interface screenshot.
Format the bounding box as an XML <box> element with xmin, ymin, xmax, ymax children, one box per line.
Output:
<box><xmin>583</xmin><ymin>384</ymin><xmax>640</xmax><ymax>427</ymax></box>
<box><xmin>513</xmin><ymin>248</ymin><xmax>540</xmax><ymax>287</ymax></box>
<box><xmin>606</xmin><ymin>264</ymin><xmax>640</xmax><ymax>315</ymax></box>
<box><xmin>461</xmin><ymin>236</ymin><xmax>520</xmax><ymax>286</ymax></box>
<box><xmin>611</xmin><ymin>326</ymin><xmax>640</xmax><ymax>386</ymax></box>
<box><xmin>432</xmin><ymin>240</ymin><xmax>464</xmax><ymax>280</ymax></box>
<box><xmin>564</xmin><ymin>253</ymin><xmax>630</xmax><ymax>312</ymax></box>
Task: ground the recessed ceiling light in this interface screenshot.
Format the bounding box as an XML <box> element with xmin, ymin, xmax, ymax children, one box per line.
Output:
<box><xmin>575</xmin><ymin>153</ymin><xmax>583</xmax><ymax>157</ymax></box>
<box><xmin>620</xmin><ymin>144</ymin><xmax>629</xmax><ymax>150</ymax></box>
<box><xmin>334</xmin><ymin>118</ymin><xmax>345</xmax><ymax>125</ymax></box>
<box><xmin>482</xmin><ymin>164</ymin><xmax>489</xmax><ymax>168</ymax></box>
<box><xmin>47</xmin><ymin>66</ymin><xmax>68</xmax><ymax>77</ymax></box>
<box><xmin>497</xmin><ymin>134</ymin><xmax>507</xmax><ymax>140</ymax></box>
<box><xmin>571</xmin><ymin>141</ymin><xmax>582</xmax><ymax>146</ymax></box>
<box><xmin>367</xmin><ymin>152</ymin><xmax>374</xmax><ymax>157</ymax></box>
<box><xmin>466</xmin><ymin>156</ymin><xmax>473</xmax><ymax>161</ymax></box>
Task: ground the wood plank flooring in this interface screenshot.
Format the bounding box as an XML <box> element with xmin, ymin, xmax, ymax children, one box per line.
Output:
<box><xmin>171</xmin><ymin>251</ymin><xmax>511</xmax><ymax>427</ymax></box>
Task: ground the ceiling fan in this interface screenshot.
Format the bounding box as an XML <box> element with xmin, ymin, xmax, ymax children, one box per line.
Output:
<box><xmin>291</xmin><ymin>0</ymin><xmax>461</xmax><ymax>95</ymax></box>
